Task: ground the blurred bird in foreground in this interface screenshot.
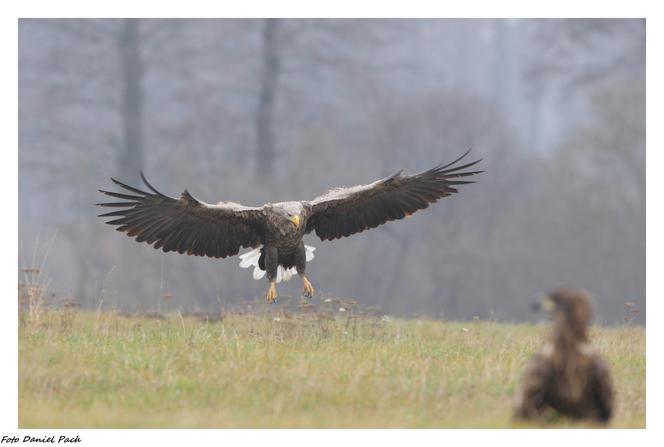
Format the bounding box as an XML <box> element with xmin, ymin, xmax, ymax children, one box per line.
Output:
<box><xmin>514</xmin><ymin>287</ymin><xmax>614</xmax><ymax>424</ymax></box>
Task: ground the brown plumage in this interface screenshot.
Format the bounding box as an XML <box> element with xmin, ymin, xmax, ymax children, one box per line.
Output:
<box><xmin>97</xmin><ymin>150</ymin><xmax>482</xmax><ymax>302</ymax></box>
<box><xmin>514</xmin><ymin>288</ymin><xmax>614</xmax><ymax>424</ymax></box>
<box><xmin>305</xmin><ymin>151</ymin><xmax>482</xmax><ymax>240</ymax></box>
<box><xmin>97</xmin><ymin>174</ymin><xmax>265</xmax><ymax>259</ymax></box>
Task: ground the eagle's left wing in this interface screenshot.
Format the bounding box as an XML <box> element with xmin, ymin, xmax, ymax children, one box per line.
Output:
<box><xmin>305</xmin><ymin>150</ymin><xmax>482</xmax><ymax>241</ymax></box>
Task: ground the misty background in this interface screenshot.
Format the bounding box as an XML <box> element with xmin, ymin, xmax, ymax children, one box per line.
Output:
<box><xmin>18</xmin><ymin>19</ymin><xmax>645</xmax><ymax>324</ymax></box>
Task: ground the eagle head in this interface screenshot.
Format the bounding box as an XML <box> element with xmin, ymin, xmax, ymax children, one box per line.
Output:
<box><xmin>270</xmin><ymin>201</ymin><xmax>304</xmax><ymax>230</ymax></box>
<box><xmin>537</xmin><ymin>287</ymin><xmax>593</xmax><ymax>341</ymax></box>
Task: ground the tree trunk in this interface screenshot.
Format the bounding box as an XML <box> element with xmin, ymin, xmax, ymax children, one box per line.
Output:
<box><xmin>255</xmin><ymin>18</ymin><xmax>281</xmax><ymax>179</ymax></box>
<box><xmin>118</xmin><ymin>18</ymin><xmax>144</xmax><ymax>179</ymax></box>
<box><xmin>116</xmin><ymin>19</ymin><xmax>147</xmax><ymax>306</ymax></box>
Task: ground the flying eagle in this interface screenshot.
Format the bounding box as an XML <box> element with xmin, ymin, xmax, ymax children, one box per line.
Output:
<box><xmin>97</xmin><ymin>150</ymin><xmax>482</xmax><ymax>303</ymax></box>
<box><xmin>513</xmin><ymin>288</ymin><xmax>614</xmax><ymax>424</ymax></box>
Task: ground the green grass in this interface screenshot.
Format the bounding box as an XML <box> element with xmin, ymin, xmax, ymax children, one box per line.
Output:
<box><xmin>18</xmin><ymin>309</ymin><xmax>645</xmax><ymax>428</ymax></box>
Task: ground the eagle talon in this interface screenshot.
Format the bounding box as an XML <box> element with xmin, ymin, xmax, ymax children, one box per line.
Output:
<box><xmin>266</xmin><ymin>282</ymin><xmax>277</xmax><ymax>304</ymax></box>
<box><xmin>302</xmin><ymin>277</ymin><xmax>315</xmax><ymax>298</ymax></box>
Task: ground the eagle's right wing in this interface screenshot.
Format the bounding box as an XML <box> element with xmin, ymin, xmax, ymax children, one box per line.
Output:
<box><xmin>97</xmin><ymin>173</ymin><xmax>265</xmax><ymax>258</ymax></box>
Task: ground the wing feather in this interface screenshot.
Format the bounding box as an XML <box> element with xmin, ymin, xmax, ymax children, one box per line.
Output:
<box><xmin>305</xmin><ymin>150</ymin><xmax>482</xmax><ymax>241</ymax></box>
<box><xmin>97</xmin><ymin>173</ymin><xmax>265</xmax><ymax>258</ymax></box>
<box><xmin>590</xmin><ymin>355</ymin><xmax>614</xmax><ymax>422</ymax></box>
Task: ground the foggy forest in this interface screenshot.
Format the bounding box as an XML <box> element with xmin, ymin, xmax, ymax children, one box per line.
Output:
<box><xmin>18</xmin><ymin>18</ymin><xmax>645</xmax><ymax>324</ymax></box>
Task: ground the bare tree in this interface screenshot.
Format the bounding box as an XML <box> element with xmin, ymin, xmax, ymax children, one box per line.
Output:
<box><xmin>255</xmin><ymin>18</ymin><xmax>281</xmax><ymax>179</ymax></box>
<box><xmin>118</xmin><ymin>18</ymin><xmax>144</xmax><ymax>178</ymax></box>
<box><xmin>526</xmin><ymin>19</ymin><xmax>645</xmax><ymax>90</ymax></box>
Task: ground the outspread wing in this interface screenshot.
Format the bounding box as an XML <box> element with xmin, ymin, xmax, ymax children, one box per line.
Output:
<box><xmin>305</xmin><ymin>150</ymin><xmax>482</xmax><ymax>241</ymax></box>
<box><xmin>97</xmin><ymin>173</ymin><xmax>265</xmax><ymax>258</ymax></box>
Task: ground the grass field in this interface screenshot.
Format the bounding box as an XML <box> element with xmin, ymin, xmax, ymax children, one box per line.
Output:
<box><xmin>18</xmin><ymin>302</ymin><xmax>645</xmax><ymax>428</ymax></box>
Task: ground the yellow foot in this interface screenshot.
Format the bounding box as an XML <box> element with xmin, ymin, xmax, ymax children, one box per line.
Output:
<box><xmin>302</xmin><ymin>276</ymin><xmax>315</xmax><ymax>298</ymax></box>
<box><xmin>266</xmin><ymin>282</ymin><xmax>277</xmax><ymax>304</ymax></box>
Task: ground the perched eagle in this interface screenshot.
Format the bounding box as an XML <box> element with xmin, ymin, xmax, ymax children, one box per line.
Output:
<box><xmin>97</xmin><ymin>150</ymin><xmax>482</xmax><ymax>303</ymax></box>
<box><xmin>514</xmin><ymin>288</ymin><xmax>614</xmax><ymax>424</ymax></box>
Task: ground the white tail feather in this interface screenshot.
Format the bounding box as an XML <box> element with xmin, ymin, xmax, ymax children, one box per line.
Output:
<box><xmin>305</xmin><ymin>245</ymin><xmax>316</xmax><ymax>262</ymax></box>
<box><xmin>239</xmin><ymin>245</ymin><xmax>315</xmax><ymax>284</ymax></box>
<box><xmin>239</xmin><ymin>248</ymin><xmax>261</xmax><ymax>268</ymax></box>
<box><xmin>252</xmin><ymin>265</ymin><xmax>266</xmax><ymax>280</ymax></box>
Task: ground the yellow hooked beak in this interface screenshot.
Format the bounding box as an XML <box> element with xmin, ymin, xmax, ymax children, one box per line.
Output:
<box><xmin>290</xmin><ymin>215</ymin><xmax>300</xmax><ymax>229</ymax></box>
<box><xmin>540</xmin><ymin>295</ymin><xmax>555</xmax><ymax>312</ymax></box>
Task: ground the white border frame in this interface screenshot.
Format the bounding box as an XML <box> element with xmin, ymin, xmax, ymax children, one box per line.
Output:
<box><xmin>3</xmin><ymin>1</ymin><xmax>659</xmax><ymax>446</ymax></box>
